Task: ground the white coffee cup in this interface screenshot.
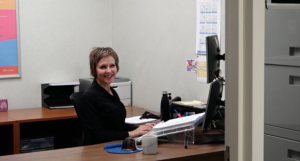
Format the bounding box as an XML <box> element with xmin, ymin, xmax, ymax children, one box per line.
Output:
<box><xmin>136</xmin><ymin>134</ymin><xmax>158</xmax><ymax>155</ymax></box>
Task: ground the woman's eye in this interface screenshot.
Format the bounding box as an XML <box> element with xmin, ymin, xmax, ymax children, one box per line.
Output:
<box><xmin>100</xmin><ymin>66</ymin><xmax>106</xmax><ymax>69</ymax></box>
<box><xmin>110</xmin><ymin>64</ymin><xmax>116</xmax><ymax>68</ymax></box>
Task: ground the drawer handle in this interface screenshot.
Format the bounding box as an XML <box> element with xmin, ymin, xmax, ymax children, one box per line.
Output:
<box><xmin>288</xmin><ymin>149</ymin><xmax>300</xmax><ymax>160</ymax></box>
<box><xmin>290</xmin><ymin>47</ymin><xmax>300</xmax><ymax>56</ymax></box>
<box><xmin>289</xmin><ymin>76</ymin><xmax>300</xmax><ymax>86</ymax></box>
<box><xmin>111</xmin><ymin>86</ymin><xmax>118</xmax><ymax>89</ymax></box>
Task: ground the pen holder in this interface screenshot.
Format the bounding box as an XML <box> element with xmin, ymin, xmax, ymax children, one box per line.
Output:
<box><xmin>0</xmin><ymin>98</ymin><xmax>8</xmax><ymax>112</ymax></box>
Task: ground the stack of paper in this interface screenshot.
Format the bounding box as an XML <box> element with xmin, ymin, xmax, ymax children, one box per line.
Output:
<box><xmin>125</xmin><ymin>116</ymin><xmax>158</xmax><ymax>125</ymax></box>
<box><xmin>152</xmin><ymin>113</ymin><xmax>205</xmax><ymax>131</ymax></box>
<box><xmin>173</xmin><ymin>100</ymin><xmax>207</xmax><ymax>109</ymax></box>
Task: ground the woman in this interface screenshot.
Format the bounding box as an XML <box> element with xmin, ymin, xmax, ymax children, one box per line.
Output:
<box><xmin>80</xmin><ymin>47</ymin><xmax>154</xmax><ymax>145</ymax></box>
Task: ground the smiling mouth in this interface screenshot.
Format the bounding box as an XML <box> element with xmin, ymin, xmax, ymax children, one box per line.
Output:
<box><xmin>104</xmin><ymin>74</ymin><xmax>113</xmax><ymax>78</ymax></box>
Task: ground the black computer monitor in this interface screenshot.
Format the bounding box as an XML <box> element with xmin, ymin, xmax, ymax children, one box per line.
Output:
<box><xmin>202</xmin><ymin>79</ymin><xmax>224</xmax><ymax>133</ymax></box>
<box><xmin>206</xmin><ymin>35</ymin><xmax>224</xmax><ymax>84</ymax></box>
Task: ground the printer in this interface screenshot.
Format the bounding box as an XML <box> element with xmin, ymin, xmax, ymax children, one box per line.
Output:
<box><xmin>79</xmin><ymin>77</ymin><xmax>132</xmax><ymax>106</ymax></box>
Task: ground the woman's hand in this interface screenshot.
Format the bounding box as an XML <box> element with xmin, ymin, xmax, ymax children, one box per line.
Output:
<box><xmin>142</xmin><ymin>123</ymin><xmax>155</xmax><ymax>128</ymax></box>
<box><xmin>128</xmin><ymin>123</ymin><xmax>155</xmax><ymax>138</ymax></box>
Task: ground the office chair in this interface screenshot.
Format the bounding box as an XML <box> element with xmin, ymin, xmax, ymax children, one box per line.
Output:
<box><xmin>70</xmin><ymin>92</ymin><xmax>91</xmax><ymax>146</ymax></box>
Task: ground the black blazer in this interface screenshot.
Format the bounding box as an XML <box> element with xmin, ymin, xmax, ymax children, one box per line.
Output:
<box><xmin>80</xmin><ymin>79</ymin><xmax>137</xmax><ymax>145</ymax></box>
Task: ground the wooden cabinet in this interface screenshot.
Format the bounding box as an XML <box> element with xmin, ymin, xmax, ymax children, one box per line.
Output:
<box><xmin>0</xmin><ymin>114</ymin><xmax>14</xmax><ymax>156</ymax></box>
<box><xmin>0</xmin><ymin>107</ymin><xmax>80</xmax><ymax>155</ymax></box>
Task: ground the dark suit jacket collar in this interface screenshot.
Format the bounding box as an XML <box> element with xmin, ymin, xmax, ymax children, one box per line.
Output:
<box><xmin>91</xmin><ymin>79</ymin><xmax>116</xmax><ymax>97</ymax></box>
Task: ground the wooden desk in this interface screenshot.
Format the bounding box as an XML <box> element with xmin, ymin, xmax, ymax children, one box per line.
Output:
<box><xmin>0</xmin><ymin>106</ymin><xmax>224</xmax><ymax>160</ymax></box>
<box><xmin>0</xmin><ymin>140</ymin><xmax>224</xmax><ymax>161</ymax></box>
<box><xmin>0</xmin><ymin>106</ymin><xmax>143</xmax><ymax>155</ymax></box>
<box><xmin>6</xmin><ymin>107</ymin><xmax>77</xmax><ymax>123</ymax></box>
<box><xmin>0</xmin><ymin>107</ymin><xmax>79</xmax><ymax>155</ymax></box>
<box><xmin>7</xmin><ymin>107</ymin><xmax>78</xmax><ymax>154</ymax></box>
<box><xmin>0</xmin><ymin>112</ymin><xmax>15</xmax><ymax>125</ymax></box>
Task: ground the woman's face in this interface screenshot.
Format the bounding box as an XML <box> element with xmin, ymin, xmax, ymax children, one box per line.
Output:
<box><xmin>96</xmin><ymin>55</ymin><xmax>117</xmax><ymax>87</ymax></box>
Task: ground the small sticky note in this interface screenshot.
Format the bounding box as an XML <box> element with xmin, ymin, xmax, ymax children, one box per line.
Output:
<box><xmin>186</xmin><ymin>59</ymin><xmax>197</xmax><ymax>72</ymax></box>
<box><xmin>197</xmin><ymin>55</ymin><xmax>207</xmax><ymax>82</ymax></box>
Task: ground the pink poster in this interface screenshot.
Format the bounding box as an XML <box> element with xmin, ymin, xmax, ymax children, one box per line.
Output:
<box><xmin>0</xmin><ymin>0</ymin><xmax>19</xmax><ymax>78</ymax></box>
<box><xmin>0</xmin><ymin>10</ymin><xmax>17</xmax><ymax>41</ymax></box>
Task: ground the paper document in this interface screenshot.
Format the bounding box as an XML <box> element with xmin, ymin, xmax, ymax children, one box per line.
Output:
<box><xmin>196</xmin><ymin>0</ymin><xmax>221</xmax><ymax>54</ymax></box>
<box><xmin>153</xmin><ymin>113</ymin><xmax>205</xmax><ymax>130</ymax></box>
<box><xmin>125</xmin><ymin>116</ymin><xmax>158</xmax><ymax>125</ymax></box>
<box><xmin>173</xmin><ymin>100</ymin><xmax>207</xmax><ymax>109</ymax></box>
<box><xmin>176</xmin><ymin>100</ymin><xmax>202</xmax><ymax>106</ymax></box>
<box><xmin>197</xmin><ymin>55</ymin><xmax>207</xmax><ymax>82</ymax></box>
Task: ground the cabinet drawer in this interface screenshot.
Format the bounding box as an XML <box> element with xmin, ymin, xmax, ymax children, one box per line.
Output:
<box><xmin>265</xmin><ymin>65</ymin><xmax>300</xmax><ymax>131</ymax></box>
<box><xmin>265</xmin><ymin>125</ymin><xmax>300</xmax><ymax>142</ymax></box>
<box><xmin>112</xmin><ymin>85</ymin><xmax>131</xmax><ymax>100</ymax></box>
<box><xmin>265</xmin><ymin>134</ymin><xmax>300</xmax><ymax>161</ymax></box>
<box><xmin>265</xmin><ymin>9</ymin><xmax>300</xmax><ymax>57</ymax></box>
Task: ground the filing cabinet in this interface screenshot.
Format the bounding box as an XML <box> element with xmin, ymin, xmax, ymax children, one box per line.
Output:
<box><xmin>265</xmin><ymin>65</ymin><xmax>300</xmax><ymax>131</ymax></box>
<box><xmin>111</xmin><ymin>81</ymin><xmax>131</xmax><ymax>106</ymax></box>
<box><xmin>265</xmin><ymin>7</ymin><xmax>300</xmax><ymax>160</ymax></box>
<box><xmin>265</xmin><ymin>135</ymin><xmax>300</xmax><ymax>161</ymax></box>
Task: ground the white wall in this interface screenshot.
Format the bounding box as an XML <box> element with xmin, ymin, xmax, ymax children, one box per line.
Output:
<box><xmin>0</xmin><ymin>0</ymin><xmax>112</xmax><ymax>109</ymax></box>
<box><xmin>0</xmin><ymin>0</ymin><xmax>225</xmax><ymax>111</ymax></box>
<box><xmin>112</xmin><ymin>0</ymin><xmax>225</xmax><ymax>112</ymax></box>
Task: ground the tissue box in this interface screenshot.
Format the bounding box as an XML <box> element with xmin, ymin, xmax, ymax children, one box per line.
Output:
<box><xmin>0</xmin><ymin>98</ymin><xmax>8</xmax><ymax>112</ymax></box>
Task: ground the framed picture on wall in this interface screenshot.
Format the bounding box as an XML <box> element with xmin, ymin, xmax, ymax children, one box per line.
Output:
<box><xmin>0</xmin><ymin>0</ymin><xmax>21</xmax><ymax>79</ymax></box>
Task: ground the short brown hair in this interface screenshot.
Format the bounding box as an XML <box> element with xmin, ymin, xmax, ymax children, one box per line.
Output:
<box><xmin>89</xmin><ymin>47</ymin><xmax>119</xmax><ymax>78</ymax></box>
